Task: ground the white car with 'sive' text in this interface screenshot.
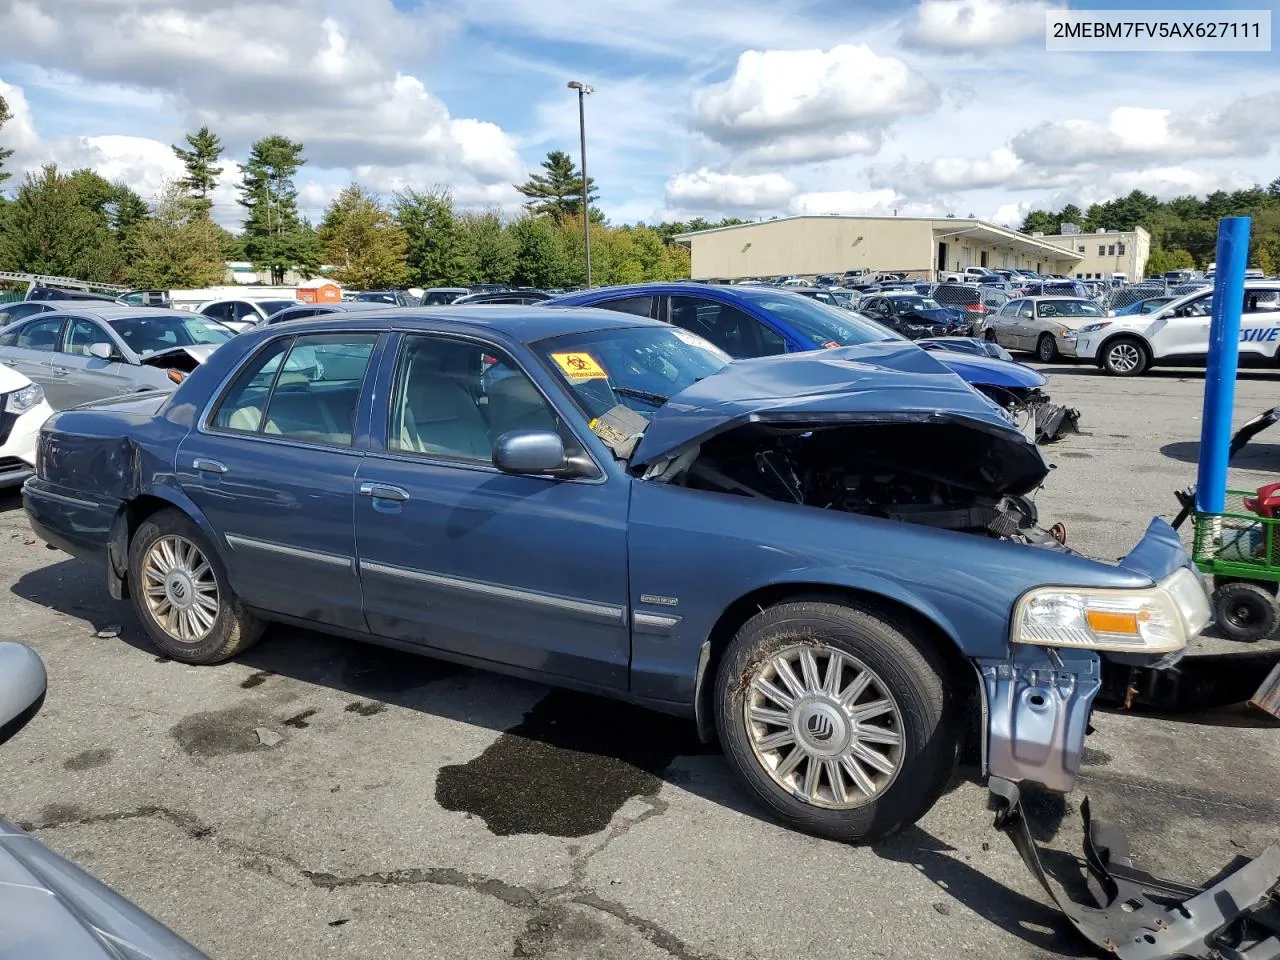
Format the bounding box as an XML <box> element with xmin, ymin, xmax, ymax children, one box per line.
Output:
<box><xmin>1076</xmin><ymin>282</ymin><xmax>1280</xmax><ymax>375</ymax></box>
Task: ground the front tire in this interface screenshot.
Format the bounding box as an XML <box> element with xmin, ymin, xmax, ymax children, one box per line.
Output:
<box><xmin>1036</xmin><ymin>334</ymin><xmax>1059</xmax><ymax>363</ymax></box>
<box><xmin>128</xmin><ymin>509</ymin><xmax>265</xmax><ymax>663</ymax></box>
<box><xmin>1101</xmin><ymin>336</ymin><xmax>1149</xmax><ymax>376</ymax></box>
<box><xmin>714</xmin><ymin>600</ymin><xmax>958</xmax><ymax>842</ymax></box>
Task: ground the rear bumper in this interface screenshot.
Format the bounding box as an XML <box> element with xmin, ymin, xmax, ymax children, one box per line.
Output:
<box><xmin>22</xmin><ymin>478</ymin><xmax>120</xmax><ymax>562</ymax></box>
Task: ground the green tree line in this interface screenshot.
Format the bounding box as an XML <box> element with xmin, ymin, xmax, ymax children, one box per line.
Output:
<box><xmin>0</xmin><ymin>105</ymin><xmax>700</xmax><ymax>291</ymax></box>
<box><xmin>1020</xmin><ymin>182</ymin><xmax>1280</xmax><ymax>276</ymax></box>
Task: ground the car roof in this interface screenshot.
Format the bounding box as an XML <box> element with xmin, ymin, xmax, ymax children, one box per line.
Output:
<box><xmin>27</xmin><ymin>305</ymin><xmax>198</xmax><ymax>321</ymax></box>
<box><xmin>270</xmin><ymin>304</ymin><xmax>666</xmax><ymax>343</ymax></box>
<box><xmin>278</xmin><ymin>302</ymin><xmax>392</xmax><ymax>314</ymax></box>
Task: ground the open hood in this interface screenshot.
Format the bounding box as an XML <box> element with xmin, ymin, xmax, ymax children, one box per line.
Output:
<box><xmin>629</xmin><ymin>341</ymin><xmax>1049</xmax><ymax>494</ymax></box>
<box><xmin>139</xmin><ymin>344</ymin><xmax>219</xmax><ymax>368</ymax></box>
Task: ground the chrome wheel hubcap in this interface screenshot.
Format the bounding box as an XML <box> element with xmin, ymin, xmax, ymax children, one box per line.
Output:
<box><xmin>744</xmin><ymin>644</ymin><xmax>904</xmax><ymax>809</ymax></box>
<box><xmin>142</xmin><ymin>536</ymin><xmax>219</xmax><ymax>643</ymax></box>
<box><xmin>1109</xmin><ymin>343</ymin><xmax>1140</xmax><ymax>372</ymax></box>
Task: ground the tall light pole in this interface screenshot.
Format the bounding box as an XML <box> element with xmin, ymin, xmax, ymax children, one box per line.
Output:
<box><xmin>567</xmin><ymin>80</ymin><xmax>593</xmax><ymax>288</ymax></box>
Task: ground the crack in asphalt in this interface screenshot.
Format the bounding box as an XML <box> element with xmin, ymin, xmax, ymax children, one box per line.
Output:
<box><xmin>301</xmin><ymin>866</ymin><xmax>539</xmax><ymax>908</ymax></box>
<box><xmin>15</xmin><ymin>791</ymin><xmax>717</xmax><ymax>959</ymax></box>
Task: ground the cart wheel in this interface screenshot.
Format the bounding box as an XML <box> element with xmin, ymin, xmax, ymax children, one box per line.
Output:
<box><xmin>1213</xmin><ymin>581</ymin><xmax>1279</xmax><ymax>643</ymax></box>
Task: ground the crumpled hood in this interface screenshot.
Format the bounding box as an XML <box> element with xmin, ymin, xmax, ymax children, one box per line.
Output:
<box><xmin>932</xmin><ymin>351</ymin><xmax>1046</xmax><ymax>390</ymax></box>
<box><xmin>0</xmin><ymin>362</ymin><xmax>33</xmax><ymax>394</ymax></box>
<box><xmin>629</xmin><ymin>341</ymin><xmax>1049</xmax><ymax>489</ymax></box>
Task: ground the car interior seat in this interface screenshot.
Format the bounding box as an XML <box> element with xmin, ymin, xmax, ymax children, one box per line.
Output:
<box><xmin>486</xmin><ymin>371</ymin><xmax>558</xmax><ymax>441</ymax></box>
<box><xmin>395</xmin><ymin>346</ymin><xmax>491</xmax><ymax>459</ymax></box>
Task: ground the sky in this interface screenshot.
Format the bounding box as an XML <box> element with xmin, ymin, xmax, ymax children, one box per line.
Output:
<box><xmin>0</xmin><ymin>0</ymin><xmax>1277</xmax><ymax>231</ymax></box>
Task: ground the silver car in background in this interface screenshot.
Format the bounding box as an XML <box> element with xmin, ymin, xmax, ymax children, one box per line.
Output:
<box><xmin>0</xmin><ymin>306</ymin><xmax>236</xmax><ymax>410</ymax></box>
<box><xmin>985</xmin><ymin>296</ymin><xmax>1107</xmax><ymax>362</ymax></box>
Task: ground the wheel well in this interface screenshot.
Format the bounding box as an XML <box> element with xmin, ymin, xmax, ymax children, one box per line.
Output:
<box><xmin>694</xmin><ymin>583</ymin><xmax>976</xmax><ymax>743</ymax></box>
<box><xmin>108</xmin><ymin>495</ymin><xmax>180</xmax><ymax>597</ymax></box>
<box><xmin>1098</xmin><ymin>331</ymin><xmax>1149</xmax><ymax>357</ymax></box>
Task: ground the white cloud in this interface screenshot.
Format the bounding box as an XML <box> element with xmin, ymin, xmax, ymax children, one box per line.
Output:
<box><xmin>1</xmin><ymin>0</ymin><xmax>524</xmax><ymax>195</ymax></box>
<box><xmin>1012</xmin><ymin>93</ymin><xmax>1280</xmax><ymax>169</ymax></box>
<box><xmin>788</xmin><ymin>190</ymin><xmax>944</xmax><ymax>217</ymax></box>
<box><xmin>870</xmin><ymin>146</ymin><xmax>1025</xmax><ymax>194</ymax></box>
<box><xmin>692</xmin><ymin>45</ymin><xmax>937</xmax><ymax>165</ymax></box>
<box><xmin>0</xmin><ymin>81</ymin><xmax>42</xmax><ymax>156</ymax></box>
<box><xmin>902</xmin><ymin>0</ymin><xmax>1062</xmax><ymax>50</ymax></box>
<box><xmin>664</xmin><ymin>168</ymin><xmax>798</xmax><ymax>215</ymax></box>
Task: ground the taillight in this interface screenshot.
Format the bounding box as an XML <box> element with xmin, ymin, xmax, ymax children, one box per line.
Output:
<box><xmin>970</xmin><ymin>303</ymin><xmax>989</xmax><ymax>313</ymax></box>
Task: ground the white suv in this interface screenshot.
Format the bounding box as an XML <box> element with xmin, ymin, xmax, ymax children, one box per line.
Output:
<box><xmin>1076</xmin><ymin>283</ymin><xmax>1280</xmax><ymax>375</ymax></box>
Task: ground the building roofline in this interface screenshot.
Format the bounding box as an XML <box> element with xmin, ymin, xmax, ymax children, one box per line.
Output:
<box><xmin>672</xmin><ymin>214</ymin><xmax>1081</xmax><ymax>260</ymax></box>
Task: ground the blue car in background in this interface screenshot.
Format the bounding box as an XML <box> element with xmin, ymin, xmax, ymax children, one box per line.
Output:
<box><xmin>549</xmin><ymin>283</ymin><xmax>1073</xmax><ymax>440</ymax></box>
<box><xmin>1114</xmin><ymin>295</ymin><xmax>1177</xmax><ymax>316</ymax></box>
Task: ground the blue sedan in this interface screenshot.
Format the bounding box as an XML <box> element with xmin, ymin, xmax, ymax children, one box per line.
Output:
<box><xmin>549</xmin><ymin>283</ymin><xmax>1049</xmax><ymax>414</ymax></box>
<box><xmin>24</xmin><ymin>306</ymin><xmax>1209</xmax><ymax>846</ymax></box>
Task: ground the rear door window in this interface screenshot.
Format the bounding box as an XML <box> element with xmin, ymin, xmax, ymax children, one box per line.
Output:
<box><xmin>593</xmin><ymin>296</ymin><xmax>654</xmax><ymax>318</ymax></box>
<box><xmin>668</xmin><ymin>296</ymin><xmax>784</xmax><ymax>358</ymax></box>
<box><xmin>211</xmin><ymin>333</ymin><xmax>378</xmax><ymax>447</ymax></box>
<box><xmin>14</xmin><ymin>316</ymin><xmax>65</xmax><ymax>351</ymax></box>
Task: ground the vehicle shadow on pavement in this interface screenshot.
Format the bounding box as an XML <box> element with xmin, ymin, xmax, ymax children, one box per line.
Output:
<box><xmin>1160</xmin><ymin>438</ymin><xmax>1280</xmax><ymax>467</ymax></box>
<box><xmin>11</xmin><ymin>555</ymin><xmax>1093</xmax><ymax>955</ymax></box>
<box><xmin>0</xmin><ymin>491</ymin><xmax>25</xmax><ymax>515</ymax></box>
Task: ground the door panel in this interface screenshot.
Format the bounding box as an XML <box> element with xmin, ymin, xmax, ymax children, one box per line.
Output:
<box><xmin>3</xmin><ymin>318</ymin><xmax>65</xmax><ymax>404</ymax></box>
<box><xmin>56</xmin><ymin>318</ymin><xmax>136</xmax><ymax>406</ymax></box>
<box><xmin>1151</xmin><ymin>295</ymin><xmax>1210</xmax><ymax>359</ymax></box>
<box><xmin>354</xmin><ymin>333</ymin><xmax>631</xmax><ymax>687</ymax></box>
<box><xmin>174</xmin><ymin>331</ymin><xmax>379</xmax><ymax>631</ymax></box>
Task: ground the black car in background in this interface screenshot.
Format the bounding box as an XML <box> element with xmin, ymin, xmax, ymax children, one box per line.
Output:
<box><xmin>450</xmin><ymin>290</ymin><xmax>553</xmax><ymax>305</ymax></box>
<box><xmin>351</xmin><ymin>290</ymin><xmax>420</xmax><ymax>306</ymax></box>
<box><xmin>857</xmin><ymin>292</ymin><xmax>967</xmax><ymax>338</ymax></box>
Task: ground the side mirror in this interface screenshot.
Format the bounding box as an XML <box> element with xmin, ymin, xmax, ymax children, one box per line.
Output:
<box><xmin>0</xmin><ymin>642</ymin><xmax>47</xmax><ymax>747</ymax></box>
<box><xmin>493</xmin><ymin>430</ymin><xmax>569</xmax><ymax>476</ymax></box>
<box><xmin>88</xmin><ymin>342</ymin><xmax>114</xmax><ymax>360</ymax></box>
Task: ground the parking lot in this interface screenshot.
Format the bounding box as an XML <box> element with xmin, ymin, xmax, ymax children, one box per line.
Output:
<box><xmin>1</xmin><ymin>364</ymin><xmax>1278</xmax><ymax>960</ymax></box>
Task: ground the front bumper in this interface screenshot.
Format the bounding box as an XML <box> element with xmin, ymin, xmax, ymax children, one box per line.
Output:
<box><xmin>1075</xmin><ymin>332</ymin><xmax>1103</xmax><ymax>360</ymax></box>
<box><xmin>979</xmin><ymin>526</ymin><xmax>1280</xmax><ymax>959</ymax></box>
<box><xmin>1056</xmin><ymin>335</ymin><xmax>1079</xmax><ymax>358</ymax></box>
<box><xmin>0</xmin><ymin>401</ymin><xmax>50</xmax><ymax>489</ymax></box>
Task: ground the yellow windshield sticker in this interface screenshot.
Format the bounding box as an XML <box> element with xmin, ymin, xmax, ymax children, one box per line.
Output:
<box><xmin>552</xmin><ymin>352</ymin><xmax>607</xmax><ymax>381</ymax></box>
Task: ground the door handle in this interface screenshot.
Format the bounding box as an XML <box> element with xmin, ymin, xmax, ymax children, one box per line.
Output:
<box><xmin>360</xmin><ymin>481</ymin><xmax>410</xmax><ymax>502</ymax></box>
<box><xmin>193</xmin><ymin>458</ymin><xmax>227</xmax><ymax>474</ymax></box>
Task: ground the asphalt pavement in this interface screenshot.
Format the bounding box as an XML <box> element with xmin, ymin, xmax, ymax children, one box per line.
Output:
<box><xmin>1</xmin><ymin>362</ymin><xmax>1278</xmax><ymax>960</ymax></box>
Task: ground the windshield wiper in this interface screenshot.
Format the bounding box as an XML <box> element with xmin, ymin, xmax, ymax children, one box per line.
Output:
<box><xmin>612</xmin><ymin>386</ymin><xmax>670</xmax><ymax>405</ymax></box>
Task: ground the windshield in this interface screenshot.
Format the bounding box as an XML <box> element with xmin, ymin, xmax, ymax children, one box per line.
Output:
<box><xmin>108</xmin><ymin>314</ymin><xmax>234</xmax><ymax>356</ymax></box>
<box><xmin>258</xmin><ymin>300</ymin><xmax>297</xmax><ymax>316</ymax></box>
<box><xmin>891</xmin><ymin>297</ymin><xmax>942</xmax><ymax>314</ymax></box>
<box><xmin>750</xmin><ymin>293</ymin><xmax>902</xmax><ymax>348</ymax></box>
<box><xmin>1037</xmin><ymin>300</ymin><xmax>1103</xmax><ymax>318</ymax></box>
<box><xmin>535</xmin><ymin>326</ymin><xmax>730</xmax><ymax>418</ymax></box>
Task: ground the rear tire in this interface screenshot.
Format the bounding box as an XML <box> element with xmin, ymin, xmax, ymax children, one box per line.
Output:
<box><xmin>1036</xmin><ymin>334</ymin><xmax>1059</xmax><ymax>363</ymax></box>
<box><xmin>1101</xmin><ymin>336</ymin><xmax>1149</xmax><ymax>376</ymax></box>
<box><xmin>714</xmin><ymin>599</ymin><xmax>958</xmax><ymax>843</ymax></box>
<box><xmin>1213</xmin><ymin>581</ymin><xmax>1278</xmax><ymax>643</ymax></box>
<box><xmin>127</xmin><ymin>509</ymin><xmax>265</xmax><ymax>663</ymax></box>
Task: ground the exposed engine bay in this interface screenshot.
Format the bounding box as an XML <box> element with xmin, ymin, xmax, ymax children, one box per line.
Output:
<box><xmin>972</xmin><ymin>385</ymin><xmax>1080</xmax><ymax>445</ymax></box>
<box><xmin>140</xmin><ymin>348</ymin><xmax>203</xmax><ymax>374</ymax></box>
<box><xmin>646</xmin><ymin>419</ymin><xmax>1066</xmax><ymax>546</ymax></box>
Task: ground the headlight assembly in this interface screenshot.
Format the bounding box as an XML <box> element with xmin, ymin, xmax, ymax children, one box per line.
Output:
<box><xmin>5</xmin><ymin>382</ymin><xmax>44</xmax><ymax>414</ymax></box>
<box><xmin>1012</xmin><ymin>569</ymin><xmax>1210</xmax><ymax>654</ymax></box>
<box><xmin>1079</xmin><ymin>321</ymin><xmax>1112</xmax><ymax>334</ymax></box>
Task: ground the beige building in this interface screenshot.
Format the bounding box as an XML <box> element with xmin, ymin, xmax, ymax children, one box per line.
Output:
<box><xmin>673</xmin><ymin>215</ymin><xmax>1082</xmax><ymax>281</ymax></box>
<box><xmin>1040</xmin><ymin>226</ymin><xmax>1151</xmax><ymax>282</ymax></box>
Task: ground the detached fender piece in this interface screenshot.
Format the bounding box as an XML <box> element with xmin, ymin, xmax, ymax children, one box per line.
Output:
<box><xmin>991</xmin><ymin>781</ymin><xmax>1280</xmax><ymax>960</ymax></box>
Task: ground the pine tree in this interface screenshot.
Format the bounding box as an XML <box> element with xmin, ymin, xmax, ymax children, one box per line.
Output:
<box><xmin>0</xmin><ymin>164</ymin><xmax>120</xmax><ymax>280</ymax></box>
<box><xmin>318</xmin><ymin>184</ymin><xmax>408</xmax><ymax>289</ymax></box>
<box><xmin>171</xmin><ymin>126</ymin><xmax>224</xmax><ymax>219</ymax></box>
<box><xmin>394</xmin><ymin>188</ymin><xmax>476</xmax><ymax>286</ymax></box>
<box><xmin>515</xmin><ymin>150</ymin><xmax>598</xmax><ymax>222</ymax></box>
<box><xmin>237</xmin><ymin>135</ymin><xmax>318</xmax><ymax>283</ymax></box>
<box><xmin>124</xmin><ymin>181</ymin><xmax>226</xmax><ymax>288</ymax></box>
<box><xmin>0</xmin><ymin>94</ymin><xmax>14</xmax><ymax>190</ymax></box>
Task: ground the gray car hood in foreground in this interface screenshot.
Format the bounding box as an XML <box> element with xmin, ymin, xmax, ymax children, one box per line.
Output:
<box><xmin>0</xmin><ymin>819</ymin><xmax>208</xmax><ymax>959</ymax></box>
<box><xmin>629</xmin><ymin>341</ymin><xmax>1049</xmax><ymax>492</ymax></box>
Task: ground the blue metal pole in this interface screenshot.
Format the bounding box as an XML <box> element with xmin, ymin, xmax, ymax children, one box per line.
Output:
<box><xmin>1196</xmin><ymin>216</ymin><xmax>1252</xmax><ymax>514</ymax></box>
